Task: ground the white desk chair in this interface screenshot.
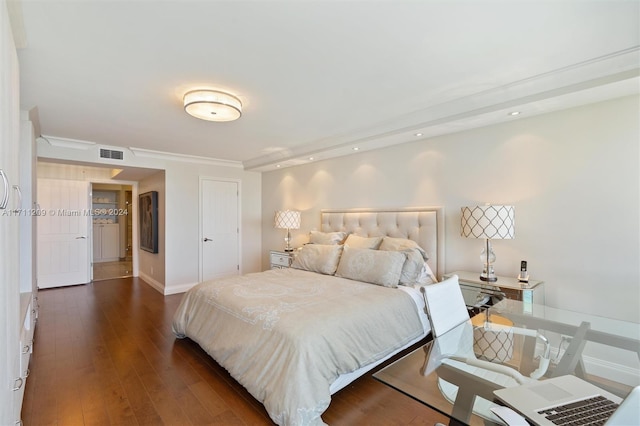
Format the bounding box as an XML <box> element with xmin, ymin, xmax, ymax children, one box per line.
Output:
<box><xmin>421</xmin><ymin>275</ymin><xmax>550</xmax><ymax>425</ymax></box>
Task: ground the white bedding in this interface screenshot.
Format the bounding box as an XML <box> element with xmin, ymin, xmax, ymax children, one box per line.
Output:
<box><xmin>172</xmin><ymin>268</ymin><xmax>429</xmax><ymax>426</ymax></box>
<box><xmin>329</xmin><ymin>284</ymin><xmax>430</xmax><ymax>393</ymax></box>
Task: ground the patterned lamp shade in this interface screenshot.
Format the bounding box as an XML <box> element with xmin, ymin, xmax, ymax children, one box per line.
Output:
<box><xmin>461</xmin><ymin>205</ymin><xmax>515</xmax><ymax>240</ymax></box>
<box><xmin>274</xmin><ymin>210</ymin><xmax>301</xmax><ymax>230</ymax></box>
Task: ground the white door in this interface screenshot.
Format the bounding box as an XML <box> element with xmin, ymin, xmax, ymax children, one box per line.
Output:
<box><xmin>37</xmin><ymin>179</ymin><xmax>91</xmax><ymax>288</ymax></box>
<box><xmin>200</xmin><ymin>179</ymin><xmax>239</xmax><ymax>282</ymax></box>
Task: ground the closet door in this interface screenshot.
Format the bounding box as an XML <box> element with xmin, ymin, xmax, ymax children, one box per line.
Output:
<box><xmin>200</xmin><ymin>178</ymin><xmax>240</xmax><ymax>282</ymax></box>
<box><xmin>37</xmin><ymin>179</ymin><xmax>91</xmax><ymax>288</ymax></box>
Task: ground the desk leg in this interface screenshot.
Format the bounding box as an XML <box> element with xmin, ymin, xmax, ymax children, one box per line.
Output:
<box><xmin>553</xmin><ymin>321</ymin><xmax>590</xmax><ymax>377</ymax></box>
<box><xmin>438</xmin><ymin>363</ymin><xmax>504</xmax><ymax>425</ymax></box>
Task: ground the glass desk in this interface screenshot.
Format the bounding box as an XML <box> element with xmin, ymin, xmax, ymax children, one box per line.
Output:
<box><xmin>374</xmin><ymin>299</ymin><xmax>640</xmax><ymax>425</ymax></box>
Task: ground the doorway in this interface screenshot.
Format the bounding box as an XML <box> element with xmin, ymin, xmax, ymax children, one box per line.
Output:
<box><xmin>92</xmin><ymin>183</ymin><xmax>133</xmax><ymax>281</ymax></box>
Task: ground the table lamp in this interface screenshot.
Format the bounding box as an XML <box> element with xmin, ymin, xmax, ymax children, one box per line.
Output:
<box><xmin>461</xmin><ymin>205</ymin><xmax>514</xmax><ymax>282</ymax></box>
<box><xmin>274</xmin><ymin>210</ymin><xmax>301</xmax><ymax>252</ymax></box>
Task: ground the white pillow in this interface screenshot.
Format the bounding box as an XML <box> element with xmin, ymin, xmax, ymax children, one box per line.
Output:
<box><xmin>291</xmin><ymin>244</ymin><xmax>343</xmax><ymax>275</ymax></box>
<box><xmin>343</xmin><ymin>234</ymin><xmax>383</xmax><ymax>249</ymax></box>
<box><xmin>309</xmin><ymin>230</ymin><xmax>346</xmax><ymax>245</ymax></box>
<box><xmin>335</xmin><ymin>246</ymin><xmax>406</xmax><ymax>288</ymax></box>
<box><xmin>402</xmin><ymin>262</ymin><xmax>438</xmax><ymax>288</ymax></box>
<box><xmin>419</xmin><ymin>261</ymin><xmax>437</xmax><ymax>285</ymax></box>
<box><xmin>398</xmin><ymin>248</ymin><xmax>425</xmax><ymax>285</ymax></box>
<box><xmin>379</xmin><ymin>236</ymin><xmax>429</xmax><ymax>260</ymax></box>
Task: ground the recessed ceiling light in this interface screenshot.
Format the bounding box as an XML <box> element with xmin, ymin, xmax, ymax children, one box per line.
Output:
<box><xmin>308</xmin><ymin>157</ymin><xmax>314</xmax><ymax>161</ymax></box>
<box><xmin>414</xmin><ymin>132</ymin><xmax>423</xmax><ymax>137</ymax></box>
<box><xmin>352</xmin><ymin>147</ymin><xmax>360</xmax><ymax>151</ymax></box>
<box><xmin>509</xmin><ymin>111</ymin><xmax>521</xmax><ymax>116</ymax></box>
<box><xmin>276</xmin><ymin>164</ymin><xmax>281</xmax><ymax>168</ymax></box>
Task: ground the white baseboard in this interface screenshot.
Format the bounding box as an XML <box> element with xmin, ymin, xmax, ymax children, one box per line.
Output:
<box><xmin>163</xmin><ymin>281</ymin><xmax>198</xmax><ymax>295</ymax></box>
<box><xmin>583</xmin><ymin>355</ymin><xmax>640</xmax><ymax>387</ymax></box>
<box><xmin>547</xmin><ymin>344</ymin><xmax>640</xmax><ymax>387</ymax></box>
<box><xmin>138</xmin><ymin>273</ymin><xmax>197</xmax><ymax>295</ymax></box>
<box><xmin>138</xmin><ymin>272</ymin><xmax>164</xmax><ymax>294</ymax></box>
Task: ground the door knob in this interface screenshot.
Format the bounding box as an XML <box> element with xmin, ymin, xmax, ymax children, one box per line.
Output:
<box><xmin>203</xmin><ymin>237</ymin><xmax>212</xmax><ymax>242</ymax></box>
<box><xmin>76</xmin><ymin>236</ymin><xmax>87</xmax><ymax>239</ymax></box>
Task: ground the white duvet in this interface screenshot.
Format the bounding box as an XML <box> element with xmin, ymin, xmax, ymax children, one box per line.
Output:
<box><xmin>172</xmin><ymin>268</ymin><xmax>424</xmax><ymax>425</ymax></box>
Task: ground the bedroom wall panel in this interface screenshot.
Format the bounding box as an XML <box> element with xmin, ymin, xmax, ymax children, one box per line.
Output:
<box><xmin>262</xmin><ymin>95</ymin><xmax>639</xmax><ymax>323</ymax></box>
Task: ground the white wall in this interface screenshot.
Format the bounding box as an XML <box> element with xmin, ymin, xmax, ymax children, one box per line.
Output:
<box><xmin>37</xmin><ymin>141</ymin><xmax>262</xmax><ymax>294</ymax></box>
<box><xmin>262</xmin><ymin>95</ymin><xmax>640</xmax><ymax>322</ymax></box>
<box><xmin>138</xmin><ymin>171</ymin><xmax>166</xmax><ymax>291</ymax></box>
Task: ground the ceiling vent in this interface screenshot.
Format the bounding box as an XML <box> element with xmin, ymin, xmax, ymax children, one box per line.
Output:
<box><xmin>99</xmin><ymin>148</ymin><xmax>124</xmax><ymax>160</ymax></box>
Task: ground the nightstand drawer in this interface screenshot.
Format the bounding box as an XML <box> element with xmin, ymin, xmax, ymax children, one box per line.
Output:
<box><xmin>270</xmin><ymin>251</ymin><xmax>293</xmax><ymax>268</ymax></box>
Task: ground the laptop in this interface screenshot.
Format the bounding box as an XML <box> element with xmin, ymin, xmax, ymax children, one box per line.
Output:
<box><xmin>494</xmin><ymin>375</ymin><xmax>640</xmax><ymax>425</ymax></box>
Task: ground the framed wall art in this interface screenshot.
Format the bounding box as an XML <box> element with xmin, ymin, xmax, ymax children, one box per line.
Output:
<box><xmin>139</xmin><ymin>191</ymin><xmax>158</xmax><ymax>253</ymax></box>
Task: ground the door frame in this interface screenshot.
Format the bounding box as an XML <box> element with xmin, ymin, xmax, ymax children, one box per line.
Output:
<box><xmin>89</xmin><ymin>180</ymin><xmax>139</xmax><ymax>280</ymax></box>
<box><xmin>198</xmin><ymin>176</ymin><xmax>242</xmax><ymax>283</ymax></box>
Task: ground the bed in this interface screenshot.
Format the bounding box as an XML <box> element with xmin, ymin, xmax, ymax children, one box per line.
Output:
<box><xmin>172</xmin><ymin>207</ymin><xmax>444</xmax><ymax>425</ymax></box>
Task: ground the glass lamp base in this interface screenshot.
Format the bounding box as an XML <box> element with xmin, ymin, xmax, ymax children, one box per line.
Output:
<box><xmin>480</xmin><ymin>240</ymin><xmax>497</xmax><ymax>282</ymax></box>
<box><xmin>480</xmin><ymin>274</ymin><xmax>498</xmax><ymax>282</ymax></box>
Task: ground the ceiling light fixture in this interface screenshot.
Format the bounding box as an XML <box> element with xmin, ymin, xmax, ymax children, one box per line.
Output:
<box><xmin>415</xmin><ymin>132</ymin><xmax>423</xmax><ymax>137</ymax></box>
<box><xmin>509</xmin><ymin>111</ymin><xmax>521</xmax><ymax>116</ymax></box>
<box><xmin>183</xmin><ymin>89</ymin><xmax>242</xmax><ymax>122</ymax></box>
<box><xmin>353</xmin><ymin>147</ymin><xmax>360</xmax><ymax>151</ymax></box>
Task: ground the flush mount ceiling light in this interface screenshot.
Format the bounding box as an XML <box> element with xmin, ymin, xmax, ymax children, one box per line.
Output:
<box><xmin>183</xmin><ymin>89</ymin><xmax>242</xmax><ymax>122</ymax></box>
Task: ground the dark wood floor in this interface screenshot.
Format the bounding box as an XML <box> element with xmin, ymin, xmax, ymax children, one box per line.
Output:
<box><xmin>22</xmin><ymin>277</ymin><xmax>449</xmax><ymax>425</ymax></box>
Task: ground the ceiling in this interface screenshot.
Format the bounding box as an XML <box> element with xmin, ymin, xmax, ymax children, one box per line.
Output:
<box><xmin>12</xmin><ymin>1</ymin><xmax>640</xmax><ymax>172</ymax></box>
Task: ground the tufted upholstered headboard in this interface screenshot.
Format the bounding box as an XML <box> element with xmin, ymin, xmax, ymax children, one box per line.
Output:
<box><xmin>320</xmin><ymin>207</ymin><xmax>445</xmax><ymax>280</ymax></box>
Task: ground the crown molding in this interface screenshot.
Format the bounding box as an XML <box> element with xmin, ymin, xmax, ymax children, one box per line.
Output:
<box><xmin>39</xmin><ymin>135</ymin><xmax>96</xmax><ymax>150</ymax></box>
<box><xmin>244</xmin><ymin>46</ymin><xmax>640</xmax><ymax>172</ymax></box>
<box><xmin>129</xmin><ymin>147</ymin><xmax>243</xmax><ymax>168</ymax></box>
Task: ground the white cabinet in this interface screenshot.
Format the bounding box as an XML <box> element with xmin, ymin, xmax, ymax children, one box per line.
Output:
<box><xmin>1</xmin><ymin>4</ymin><xmax>36</xmax><ymax>422</ymax></box>
<box><xmin>93</xmin><ymin>224</ymin><xmax>120</xmax><ymax>262</ymax></box>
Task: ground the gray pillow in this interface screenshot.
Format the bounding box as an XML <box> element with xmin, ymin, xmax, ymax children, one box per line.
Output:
<box><xmin>343</xmin><ymin>234</ymin><xmax>383</xmax><ymax>249</ymax></box>
<box><xmin>291</xmin><ymin>244</ymin><xmax>343</xmax><ymax>275</ymax></box>
<box><xmin>308</xmin><ymin>231</ymin><xmax>346</xmax><ymax>245</ymax></box>
<box><xmin>335</xmin><ymin>246</ymin><xmax>406</xmax><ymax>288</ymax></box>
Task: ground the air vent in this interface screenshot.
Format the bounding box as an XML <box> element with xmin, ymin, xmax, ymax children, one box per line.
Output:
<box><xmin>99</xmin><ymin>148</ymin><xmax>124</xmax><ymax>160</ymax></box>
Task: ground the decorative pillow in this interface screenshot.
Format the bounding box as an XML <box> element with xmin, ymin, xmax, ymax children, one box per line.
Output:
<box><xmin>308</xmin><ymin>230</ymin><xmax>347</xmax><ymax>245</ymax></box>
<box><xmin>398</xmin><ymin>248</ymin><xmax>426</xmax><ymax>285</ymax></box>
<box><xmin>419</xmin><ymin>261</ymin><xmax>437</xmax><ymax>285</ymax></box>
<box><xmin>401</xmin><ymin>261</ymin><xmax>438</xmax><ymax>288</ymax></box>
<box><xmin>343</xmin><ymin>234</ymin><xmax>383</xmax><ymax>250</ymax></box>
<box><xmin>291</xmin><ymin>244</ymin><xmax>343</xmax><ymax>275</ymax></box>
<box><xmin>335</xmin><ymin>246</ymin><xmax>406</xmax><ymax>288</ymax></box>
<box><xmin>379</xmin><ymin>236</ymin><xmax>429</xmax><ymax>260</ymax></box>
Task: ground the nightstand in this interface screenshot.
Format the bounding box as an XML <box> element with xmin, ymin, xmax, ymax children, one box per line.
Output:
<box><xmin>443</xmin><ymin>270</ymin><xmax>544</xmax><ymax>308</ymax></box>
<box><xmin>269</xmin><ymin>250</ymin><xmax>295</xmax><ymax>269</ymax></box>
